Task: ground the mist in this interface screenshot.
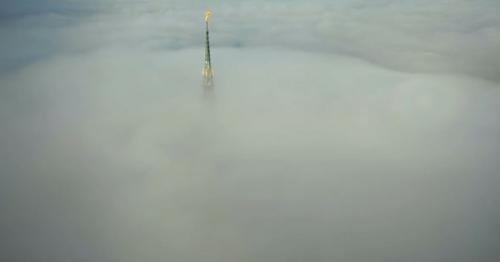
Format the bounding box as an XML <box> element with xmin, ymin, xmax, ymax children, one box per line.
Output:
<box><xmin>1</xmin><ymin>1</ymin><xmax>500</xmax><ymax>262</ymax></box>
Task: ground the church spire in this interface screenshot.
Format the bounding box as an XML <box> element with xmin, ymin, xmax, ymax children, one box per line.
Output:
<box><xmin>202</xmin><ymin>10</ymin><xmax>214</xmax><ymax>88</ymax></box>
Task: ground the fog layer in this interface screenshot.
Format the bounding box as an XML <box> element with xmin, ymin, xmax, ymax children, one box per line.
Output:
<box><xmin>1</xmin><ymin>1</ymin><xmax>500</xmax><ymax>262</ymax></box>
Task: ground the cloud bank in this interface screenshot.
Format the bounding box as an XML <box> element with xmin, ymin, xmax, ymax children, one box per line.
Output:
<box><xmin>1</xmin><ymin>1</ymin><xmax>500</xmax><ymax>262</ymax></box>
<box><xmin>2</xmin><ymin>0</ymin><xmax>500</xmax><ymax>81</ymax></box>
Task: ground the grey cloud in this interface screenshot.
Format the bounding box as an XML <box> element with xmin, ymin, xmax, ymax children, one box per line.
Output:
<box><xmin>2</xmin><ymin>0</ymin><xmax>500</xmax><ymax>81</ymax></box>
<box><xmin>1</xmin><ymin>1</ymin><xmax>500</xmax><ymax>262</ymax></box>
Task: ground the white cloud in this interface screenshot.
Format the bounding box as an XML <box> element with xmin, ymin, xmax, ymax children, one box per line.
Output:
<box><xmin>1</xmin><ymin>1</ymin><xmax>500</xmax><ymax>261</ymax></box>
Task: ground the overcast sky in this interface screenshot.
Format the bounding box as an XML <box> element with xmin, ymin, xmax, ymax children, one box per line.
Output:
<box><xmin>1</xmin><ymin>1</ymin><xmax>500</xmax><ymax>262</ymax></box>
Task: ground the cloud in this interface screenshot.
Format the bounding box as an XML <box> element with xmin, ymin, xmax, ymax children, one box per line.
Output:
<box><xmin>3</xmin><ymin>0</ymin><xmax>499</xmax><ymax>81</ymax></box>
<box><xmin>1</xmin><ymin>1</ymin><xmax>500</xmax><ymax>262</ymax></box>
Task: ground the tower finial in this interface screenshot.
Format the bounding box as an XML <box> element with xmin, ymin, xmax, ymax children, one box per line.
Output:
<box><xmin>205</xmin><ymin>10</ymin><xmax>212</xmax><ymax>23</ymax></box>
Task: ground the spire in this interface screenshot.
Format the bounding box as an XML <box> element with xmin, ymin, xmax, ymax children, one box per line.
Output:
<box><xmin>202</xmin><ymin>10</ymin><xmax>214</xmax><ymax>88</ymax></box>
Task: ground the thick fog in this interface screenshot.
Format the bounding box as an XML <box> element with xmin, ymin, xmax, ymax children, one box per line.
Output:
<box><xmin>1</xmin><ymin>1</ymin><xmax>500</xmax><ymax>262</ymax></box>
